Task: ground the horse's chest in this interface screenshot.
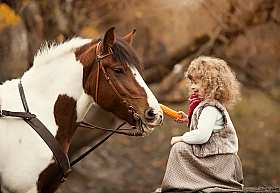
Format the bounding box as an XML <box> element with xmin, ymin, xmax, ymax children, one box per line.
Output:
<box><xmin>0</xmin><ymin>116</ymin><xmax>56</xmax><ymax>192</ymax></box>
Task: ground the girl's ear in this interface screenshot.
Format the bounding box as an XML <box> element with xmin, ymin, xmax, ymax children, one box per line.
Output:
<box><xmin>123</xmin><ymin>29</ymin><xmax>136</xmax><ymax>44</ymax></box>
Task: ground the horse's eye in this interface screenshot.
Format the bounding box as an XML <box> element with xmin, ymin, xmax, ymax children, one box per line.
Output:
<box><xmin>114</xmin><ymin>68</ymin><xmax>124</xmax><ymax>75</ymax></box>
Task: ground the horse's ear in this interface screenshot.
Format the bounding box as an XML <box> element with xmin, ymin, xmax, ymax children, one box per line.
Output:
<box><xmin>123</xmin><ymin>29</ymin><xmax>136</xmax><ymax>44</ymax></box>
<box><xmin>102</xmin><ymin>27</ymin><xmax>115</xmax><ymax>53</ymax></box>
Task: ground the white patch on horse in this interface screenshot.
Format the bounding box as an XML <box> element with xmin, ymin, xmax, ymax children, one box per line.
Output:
<box><xmin>128</xmin><ymin>66</ymin><xmax>162</xmax><ymax>115</ymax></box>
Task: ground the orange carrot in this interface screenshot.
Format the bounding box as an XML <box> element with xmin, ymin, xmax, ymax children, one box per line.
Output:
<box><xmin>159</xmin><ymin>104</ymin><xmax>182</xmax><ymax>119</ymax></box>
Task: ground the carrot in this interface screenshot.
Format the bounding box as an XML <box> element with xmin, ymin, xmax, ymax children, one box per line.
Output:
<box><xmin>159</xmin><ymin>104</ymin><xmax>182</xmax><ymax>119</ymax></box>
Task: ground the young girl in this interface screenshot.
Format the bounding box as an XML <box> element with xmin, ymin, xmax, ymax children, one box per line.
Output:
<box><xmin>157</xmin><ymin>56</ymin><xmax>244</xmax><ymax>192</ymax></box>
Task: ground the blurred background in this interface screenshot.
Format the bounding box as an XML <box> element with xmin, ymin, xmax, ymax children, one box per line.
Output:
<box><xmin>0</xmin><ymin>0</ymin><xmax>280</xmax><ymax>192</ymax></box>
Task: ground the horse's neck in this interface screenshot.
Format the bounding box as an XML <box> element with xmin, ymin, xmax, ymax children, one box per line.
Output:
<box><xmin>20</xmin><ymin>53</ymin><xmax>94</xmax><ymax>151</ymax></box>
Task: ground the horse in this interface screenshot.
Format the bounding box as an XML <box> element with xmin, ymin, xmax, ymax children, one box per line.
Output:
<box><xmin>0</xmin><ymin>27</ymin><xmax>163</xmax><ymax>193</ymax></box>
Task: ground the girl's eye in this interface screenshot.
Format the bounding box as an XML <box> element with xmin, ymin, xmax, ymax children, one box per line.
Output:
<box><xmin>114</xmin><ymin>68</ymin><xmax>124</xmax><ymax>75</ymax></box>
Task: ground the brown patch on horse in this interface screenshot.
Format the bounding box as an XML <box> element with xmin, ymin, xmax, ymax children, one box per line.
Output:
<box><xmin>37</xmin><ymin>94</ymin><xmax>79</xmax><ymax>192</ymax></box>
<box><xmin>75</xmin><ymin>40</ymin><xmax>98</xmax><ymax>97</ymax></box>
<box><xmin>54</xmin><ymin>94</ymin><xmax>79</xmax><ymax>152</ymax></box>
<box><xmin>37</xmin><ymin>160</ymin><xmax>63</xmax><ymax>193</ymax></box>
<box><xmin>74</xmin><ymin>40</ymin><xmax>95</xmax><ymax>59</ymax></box>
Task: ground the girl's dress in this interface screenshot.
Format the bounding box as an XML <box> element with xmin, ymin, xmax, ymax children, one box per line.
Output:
<box><xmin>160</xmin><ymin>99</ymin><xmax>244</xmax><ymax>192</ymax></box>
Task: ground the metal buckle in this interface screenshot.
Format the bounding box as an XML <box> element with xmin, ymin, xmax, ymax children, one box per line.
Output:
<box><xmin>133</xmin><ymin>113</ymin><xmax>140</xmax><ymax>121</ymax></box>
<box><xmin>61</xmin><ymin>176</ymin><xmax>67</xmax><ymax>183</ymax></box>
<box><xmin>96</xmin><ymin>55</ymin><xmax>101</xmax><ymax>62</ymax></box>
<box><xmin>103</xmin><ymin>72</ymin><xmax>110</xmax><ymax>80</ymax></box>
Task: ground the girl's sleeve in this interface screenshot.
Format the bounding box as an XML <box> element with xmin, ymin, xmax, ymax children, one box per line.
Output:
<box><xmin>182</xmin><ymin>106</ymin><xmax>221</xmax><ymax>144</ymax></box>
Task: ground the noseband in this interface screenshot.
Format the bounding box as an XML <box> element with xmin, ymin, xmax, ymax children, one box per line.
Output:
<box><xmin>94</xmin><ymin>42</ymin><xmax>139</xmax><ymax>125</ymax></box>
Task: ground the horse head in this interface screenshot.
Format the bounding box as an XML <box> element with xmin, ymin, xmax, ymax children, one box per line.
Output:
<box><xmin>76</xmin><ymin>27</ymin><xmax>163</xmax><ymax>134</ymax></box>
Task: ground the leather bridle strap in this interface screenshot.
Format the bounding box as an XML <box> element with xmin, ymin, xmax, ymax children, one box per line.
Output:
<box><xmin>79</xmin><ymin>121</ymin><xmax>143</xmax><ymax>136</ymax></box>
<box><xmin>14</xmin><ymin>81</ymin><xmax>71</xmax><ymax>182</ymax></box>
<box><xmin>95</xmin><ymin>51</ymin><xmax>113</xmax><ymax>103</ymax></box>
<box><xmin>18</xmin><ymin>81</ymin><xmax>29</xmax><ymax>112</ymax></box>
<box><xmin>1</xmin><ymin>110</ymin><xmax>36</xmax><ymax>118</ymax></box>
<box><xmin>1</xmin><ymin>110</ymin><xmax>71</xmax><ymax>182</ymax></box>
<box><xmin>24</xmin><ymin>117</ymin><xmax>72</xmax><ymax>182</ymax></box>
<box><xmin>95</xmin><ymin>42</ymin><xmax>135</xmax><ymax>124</ymax></box>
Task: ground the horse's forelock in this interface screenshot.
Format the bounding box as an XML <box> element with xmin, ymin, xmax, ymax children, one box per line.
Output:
<box><xmin>95</xmin><ymin>35</ymin><xmax>143</xmax><ymax>76</ymax></box>
<box><xmin>112</xmin><ymin>37</ymin><xmax>144</xmax><ymax>77</ymax></box>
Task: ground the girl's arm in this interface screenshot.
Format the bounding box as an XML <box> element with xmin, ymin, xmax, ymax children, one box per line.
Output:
<box><xmin>182</xmin><ymin>106</ymin><xmax>222</xmax><ymax>144</ymax></box>
<box><xmin>171</xmin><ymin>106</ymin><xmax>223</xmax><ymax>146</ymax></box>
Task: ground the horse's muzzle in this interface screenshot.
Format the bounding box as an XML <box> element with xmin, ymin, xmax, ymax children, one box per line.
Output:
<box><xmin>137</xmin><ymin>107</ymin><xmax>163</xmax><ymax>134</ymax></box>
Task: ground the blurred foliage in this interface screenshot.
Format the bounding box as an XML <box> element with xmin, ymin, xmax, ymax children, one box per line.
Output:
<box><xmin>0</xmin><ymin>3</ymin><xmax>20</xmax><ymax>30</ymax></box>
<box><xmin>233</xmin><ymin>88</ymin><xmax>280</xmax><ymax>186</ymax></box>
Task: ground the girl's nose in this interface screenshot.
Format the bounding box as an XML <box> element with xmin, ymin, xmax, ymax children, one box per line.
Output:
<box><xmin>191</xmin><ymin>84</ymin><xmax>195</xmax><ymax>89</ymax></box>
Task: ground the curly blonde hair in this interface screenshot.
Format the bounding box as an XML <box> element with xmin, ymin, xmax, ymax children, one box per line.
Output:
<box><xmin>185</xmin><ymin>56</ymin><xmax>241</xmax><ymax>108</ymax></box>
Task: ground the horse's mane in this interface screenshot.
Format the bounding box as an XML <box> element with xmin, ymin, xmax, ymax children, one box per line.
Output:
<box><xmin>33</xmin><ymin>37</ymin><xmax>91</xmax><ymax>67</ymax></box>
<box><xmin>33</xmin><ymin>36</ymin><xmax>144</xmax><ymax>76</ymax></box>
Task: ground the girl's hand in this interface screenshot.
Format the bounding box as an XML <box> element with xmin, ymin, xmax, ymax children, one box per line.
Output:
<box><xmin>171</xmin><ymin>136</ymin><xmax>183</xmax><ymax>146</ymax></box>
<box><xmin>174</xmin><ymin>111</ymin><xmax>188</xmax><ymax>123</ymax></box>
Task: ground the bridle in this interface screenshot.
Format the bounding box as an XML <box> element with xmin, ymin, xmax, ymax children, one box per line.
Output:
<box><xmin>94</xmin><ymin>41</ymin><xmax>139</xmax><ymax>126</ymax></box>
<box><xmin>72</xmin><ymin>41</ymin><xmax>147</xmax><ymax>166</ymax></box>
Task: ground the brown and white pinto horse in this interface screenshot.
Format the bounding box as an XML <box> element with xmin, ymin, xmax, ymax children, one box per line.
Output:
<box><xmin>0</xmin><ymin>27</ymin><xmax>163</xmax><ymax>193</ymax></box>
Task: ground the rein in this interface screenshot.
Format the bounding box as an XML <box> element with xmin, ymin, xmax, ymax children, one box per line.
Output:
<box><xmin>70</xmin><ymin>121</ymin><xmax>127</xmax><ymax>167</ymax></box>
<box><xmin>79</xmin><ymin>121</ymin><xmax>143</xmax><ymax>136</ymax></box>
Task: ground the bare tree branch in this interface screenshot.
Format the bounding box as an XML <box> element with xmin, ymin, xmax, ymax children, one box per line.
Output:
<box><xmin>144</xmin><ymin>35</ymin><xmax>210</xmax><ymax>84</ymax></box>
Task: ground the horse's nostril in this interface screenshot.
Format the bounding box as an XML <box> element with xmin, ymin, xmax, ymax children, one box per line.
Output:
<box><xmin>145</xmin><ymin>108</ymin><xmax>155</xmax><ymax>120</ymax></box>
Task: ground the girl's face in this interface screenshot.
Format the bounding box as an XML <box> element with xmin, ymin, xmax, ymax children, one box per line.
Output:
<box><xmin>190</xmin><ymin>79</ymin><xmax>203</xmax><ymax>95</ymax></box>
